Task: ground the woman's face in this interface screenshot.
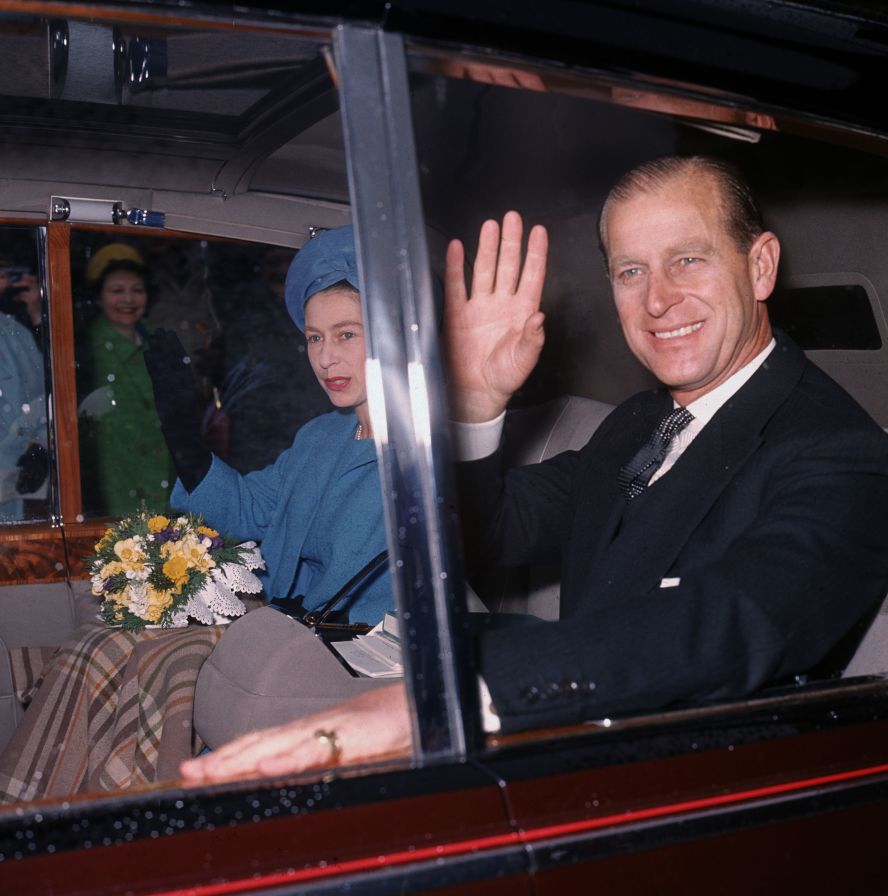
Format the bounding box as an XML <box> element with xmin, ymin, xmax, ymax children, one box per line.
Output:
<box><xmin>99</xmin><ymin>269</ymin><xmax>147</xmax><ymax>332</ymax></box>
<box><xmin>304</xmin><ymin>288</ymin><xmax>367</xmax><ymax>413</ymax></box>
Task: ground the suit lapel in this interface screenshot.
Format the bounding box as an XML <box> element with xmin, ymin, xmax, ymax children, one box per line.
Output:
<box><xmin>571</xmin><ymin>335</ymin><xmax>807</xmax><ymax>606</ymax></box>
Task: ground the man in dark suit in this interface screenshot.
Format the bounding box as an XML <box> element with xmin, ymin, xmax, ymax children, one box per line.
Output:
<box><xmin>181</xmin><ymin>155</ymin><xmax>888</xmax><ymax>781</ymax></box>
<box><xmin>450</xmin><ymin>155</ymin><xmax>888</xmax><ymax>732</ymax></box>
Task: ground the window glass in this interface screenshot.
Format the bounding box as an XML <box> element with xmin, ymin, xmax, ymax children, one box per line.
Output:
<box><xmin>407</xmin><ymin>52</ymin><xmax>888</xmax><ymax>737</ymax></box>
<box><xmin>71</xmin><ymin>233</ymin><xmax>330</xmax><ymax>517</ymax></box>
<box><xmin>0</xmin><ymin>225</ymin><xmax>50</xmax><ymax>524</ymax></box>
<box><xmin>0</xmin><ymin>14</ymin><xmax>417</xmax><ymax>826</ymax></box>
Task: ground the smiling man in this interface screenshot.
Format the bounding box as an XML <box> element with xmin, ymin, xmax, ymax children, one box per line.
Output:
<box><xmin>603</xmin><ymin>160</ymin><xmax>776</xmax><ymax>405</ymax></box>
<box><xmin>448</xmin><ymin>155</ymin><xmax>888</xmax><ymax>731</ymax></box>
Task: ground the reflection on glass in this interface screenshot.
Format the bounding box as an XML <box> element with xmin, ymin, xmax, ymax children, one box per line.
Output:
<box><xmin>212</xmin><ymin>245</ymin><xmax>329</xmax><ymax>472</ymax></box>
<box><xmin>76</xmin><ymin>244</ymin><xmax>175</xmax><ymax>516</ymax></box>
<box><xmin>0</xmin><ymin>228</ymin><xmax>49</xmax><ymax>524</ymax></box>
<box><xmin>72</xmin><ymin>235</ymin><xmax>333</xmax><ymax>523</ymax></box>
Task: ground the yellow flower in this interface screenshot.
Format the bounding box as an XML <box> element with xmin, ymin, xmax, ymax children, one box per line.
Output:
<box><xmin>114</xmin><ymin>538</ymin><xmax>147</xmax><ymax>575</ymax></box>
<box><xmin>197</xmin><ymin>525</ymin><xmax>219</xmax><ymax>538</ymax></box>
<box><xmin>146</xmin><ymin>585</ymin><xmax>174</xmax><ymax>622</ymax></box>
<box><xmin>160</xmin><ymin>539</ymin><xmax>188</xmax><ymax>559</ymax></box>
<box><xmin>163</xmin><ymin>534</ymin><xmax>211</xmax><ymax>571</ymax></box>
<box><xmin>99</xmin><ymin>560</ymin><xmax>126</xmax><ymax>579</ymax></box>
<box><xmin>190</xmin><ymin>552</ymin><xmax>215</xmax><ymax>575</ymax></box>
<box><xmin>108</xmin><ymin>607</ymin><xmax>124</xmax><ymax>624</ymax></box>
<box><xmin>95</xmin><ymin>528</ymin><xmax>116</xmax><ymax>551</ymax></box>
<box><xmin>176</xmin><ymin>535</ymin><xmax>216</xmax><ymax>574</ymax></box>
<box><xmin>162</xmin><ymin>554</ymin><xmax>190</xmax><ymax>593</ymax></box>
<box><xmin>114</xmin><ymin>539</ymin><xmax>142</xmax><ymax>563</ymax></box>
<box><xmin>148</xmin><ymin>515</ymin><xmax>171</xmax><ymax>533</ymax></box>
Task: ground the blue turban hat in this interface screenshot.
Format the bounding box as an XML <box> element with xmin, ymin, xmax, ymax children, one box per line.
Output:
<box><xmin>284</xmin><ymin>225</ymin><xmax>360</xmax><ymax>332</ymax></box>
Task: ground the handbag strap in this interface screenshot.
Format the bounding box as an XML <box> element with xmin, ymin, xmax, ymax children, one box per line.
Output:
<box><xmin>302</xmin><ymin>549</ymin><xmax>389</xmax><ymax>628</ymax></box>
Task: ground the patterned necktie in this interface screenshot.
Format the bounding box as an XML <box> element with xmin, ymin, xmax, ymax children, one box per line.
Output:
<box><xmin>618</xmin><ymin>406</ymin><xmax>694</xmax><ymax>500</ymax></box>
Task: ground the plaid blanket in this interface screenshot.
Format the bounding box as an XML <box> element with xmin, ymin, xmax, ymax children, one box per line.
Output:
<box><xmin>0</xmin><ymin>622</ymin><xmax>223</xmax><ymax>803</ymax></box>
<box><xmin>7</xmin><ymin>645</ymin><xmax>59</xmax><ymax>703</ymax></box>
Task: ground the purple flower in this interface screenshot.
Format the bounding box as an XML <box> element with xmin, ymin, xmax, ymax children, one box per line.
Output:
<box><xmin>210</xmin><ymin>535</ymin><xmax>224</xmax><ymax>550</ymax></box>
<box><xmin>153</xmin><ymin>528</ymin><xmax>183</xmax><ymax>543</ymax></box>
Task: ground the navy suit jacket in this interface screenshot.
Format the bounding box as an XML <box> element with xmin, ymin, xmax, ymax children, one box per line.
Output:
<box><xmin>459</xmin><ymin>334</ymin><xmax>888</xmax><ymax>732</ymax></box>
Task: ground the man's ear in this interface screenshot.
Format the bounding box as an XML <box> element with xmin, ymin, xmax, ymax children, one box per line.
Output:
<box><xmin>749</xmin><ymin>231</ymin><xmax>780</xmax><ymax>302</ymax></box>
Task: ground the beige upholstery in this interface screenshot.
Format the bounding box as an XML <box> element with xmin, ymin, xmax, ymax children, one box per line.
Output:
<box><xmin>843</xmin><ymin>592</ymin><xmax>888</xmax><ymax>677</ymax></box>
<box><xmin>0</xmin><ymin>637</ymin><xmax>17</xmax><ymax>755</ymax></box>
<box><xmin>0</xmin><ymin>580</ymin><xmax>96</xmax><ymax>752</ymax></box>
<box><xmin>842</xmin><ymin>432</ymin><xmax>888</xmax><ymax>677</ymax></box>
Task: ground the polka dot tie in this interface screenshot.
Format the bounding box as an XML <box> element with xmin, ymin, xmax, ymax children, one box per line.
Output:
<box><xmin>617</xmin><ymin>406</ymin><xmax>694</xmax><ymax>500</ymax></box>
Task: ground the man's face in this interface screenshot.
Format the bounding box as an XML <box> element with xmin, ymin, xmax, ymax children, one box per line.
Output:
<box><xmin>604</xmin><ymin>172</ymin><xmax>779</xmax><ymax>405</ymax></box>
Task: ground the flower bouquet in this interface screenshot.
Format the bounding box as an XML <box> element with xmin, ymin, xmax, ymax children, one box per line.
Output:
<box><xmin>88</xmin><ymin>511</ymin><xmax>266</xmax><ymax>632</ymax></box>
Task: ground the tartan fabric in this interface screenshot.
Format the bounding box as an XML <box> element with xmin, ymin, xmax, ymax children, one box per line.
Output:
<box><xmin>0</xmin><ymin>622</ymin><xmax>223</xmax><ymax>804</ymax></box>
<box><xmin>8</xmin><ymin>645</ymin><xmax>59</xmax><ymax>704</ymax></box>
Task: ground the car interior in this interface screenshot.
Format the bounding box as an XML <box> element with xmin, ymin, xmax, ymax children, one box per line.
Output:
<box><xmin>0</xmin><ymin>12</ymin><xmax>887</xmax><ymax>807</ymax></box>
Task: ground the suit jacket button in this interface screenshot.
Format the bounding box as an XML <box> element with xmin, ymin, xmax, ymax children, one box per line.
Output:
<box><xmin>563</xmin><ymin>679</ymin><xmax>579</xmax><ymax>695</ymax></box>
<box><xmin>521</xmin><ymin>685</ymin><xmax>540</xmax><ymax>704</ymax></box>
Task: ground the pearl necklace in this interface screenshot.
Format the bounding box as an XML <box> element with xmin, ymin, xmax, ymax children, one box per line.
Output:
<box><xmin>354</xmin><ymin>424</ymin><xmax>363</xmax><ymax>440</ymax></box>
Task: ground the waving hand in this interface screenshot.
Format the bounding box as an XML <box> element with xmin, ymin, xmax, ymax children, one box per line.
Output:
<box><xmin>445</xmin><ymin>211</ymin><xmax>548</xmax><ymax>422</ymax></box>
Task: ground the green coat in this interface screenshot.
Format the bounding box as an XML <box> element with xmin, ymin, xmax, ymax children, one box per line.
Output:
<box><xmin>78</xmin><ymin>316</ymin><xmax>174</xmax><ymax>517</ymax></box>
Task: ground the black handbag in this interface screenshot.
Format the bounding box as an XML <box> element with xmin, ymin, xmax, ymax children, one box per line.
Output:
<box><xmin>275</xmin><ymin>550</ymin><xmax>389</xmax><ymax>642</ymax></box>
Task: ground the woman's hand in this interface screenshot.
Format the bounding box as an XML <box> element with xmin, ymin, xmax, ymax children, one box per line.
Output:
<box><xmin>445</xmin><ymin>211</ymin><xmax>548</xmax><ymax>423</ymax></box>
<box><xmin>180</xmin><ymin>682</ymin><xmax>411</xmax><ymax>784</ymax></box>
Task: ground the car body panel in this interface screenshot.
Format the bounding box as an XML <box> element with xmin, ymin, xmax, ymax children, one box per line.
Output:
<box><xmin>0</xmin><ymin>1</ymin><xmax>887</xmax><ymax>893</ymax></box>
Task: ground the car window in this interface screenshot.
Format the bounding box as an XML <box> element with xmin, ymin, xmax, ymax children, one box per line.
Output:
<box><xmin>70</xmin><ymin>232</ymin><xmax>329</xmax><ymax>518</ymax></box>
<box><xmin>0</xmin><ymin>225</ymin><xmax>50</xmax><ymax>524</ymax></box>
<box><xmin>0</xmin><ymin>15</ymin><xmax>425</xmax><ymax>817</ymax></box>
<box><xmin>406</xmin><ymin>48</ymin><xmax>888</xmax><ymax>740</ymax></box>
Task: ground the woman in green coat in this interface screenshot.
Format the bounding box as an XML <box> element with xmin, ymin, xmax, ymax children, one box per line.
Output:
<box><xmin>77</xmin><ymin>246</ymin><xmax>174</xmax><ymax>516</ymax></box>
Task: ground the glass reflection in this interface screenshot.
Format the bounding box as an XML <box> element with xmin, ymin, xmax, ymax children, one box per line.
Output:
<box><xmin>76</xmin><ymin>244</ymin><xmax>174</xmax><ymax>516</ymax></box>
<box><xmin>0</xmin><ymin>228</ymin><xmax>49</xmax><ymax>523</ymax></box>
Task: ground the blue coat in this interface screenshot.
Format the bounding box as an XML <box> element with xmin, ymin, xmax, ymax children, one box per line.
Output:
<box><xmin>171</xmin><ymin>410</ymin><xmax>391</xmax><ymax>624</ymax></box>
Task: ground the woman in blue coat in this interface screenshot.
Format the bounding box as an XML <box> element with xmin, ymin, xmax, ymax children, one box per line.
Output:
<box><xmin>146</xmin><ymin>226</ymin><xmax>390</xmax><ymax>626</ymax></box>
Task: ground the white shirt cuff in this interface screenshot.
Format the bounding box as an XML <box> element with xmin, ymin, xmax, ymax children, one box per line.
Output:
<box><xmin>478</xmin><ymin>675</ymin><xmax>501</xmax><ymax>733</ymax></box>
<box><xmin>452</xmin><ymin>412</ymin><xmax>506</xmax><ymax>461</ymax></box>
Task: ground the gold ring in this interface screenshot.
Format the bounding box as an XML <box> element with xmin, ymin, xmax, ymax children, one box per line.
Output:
<box><xmin>313</xmin><ymin>728</ymin><xmax>342</xmax><ymax>764</ymax></box>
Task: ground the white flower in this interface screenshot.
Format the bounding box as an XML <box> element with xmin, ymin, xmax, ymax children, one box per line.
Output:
<box><xmin>127</xmin><ymin>582</ymin><xmax>148</xmax><ymax>616</ymax></box>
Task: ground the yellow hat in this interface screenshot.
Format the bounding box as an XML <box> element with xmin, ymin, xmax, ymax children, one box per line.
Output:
<box><xmin>85</xmin><ymin>243</ymin><xmax>145</xmax><ymax>284</ymax></box>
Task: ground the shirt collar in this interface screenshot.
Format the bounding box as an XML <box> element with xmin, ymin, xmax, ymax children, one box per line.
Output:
<box><xmin>681</xmin><ymin>337</ymin><xmax>776</xmax><ymax>426</ymax></box>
